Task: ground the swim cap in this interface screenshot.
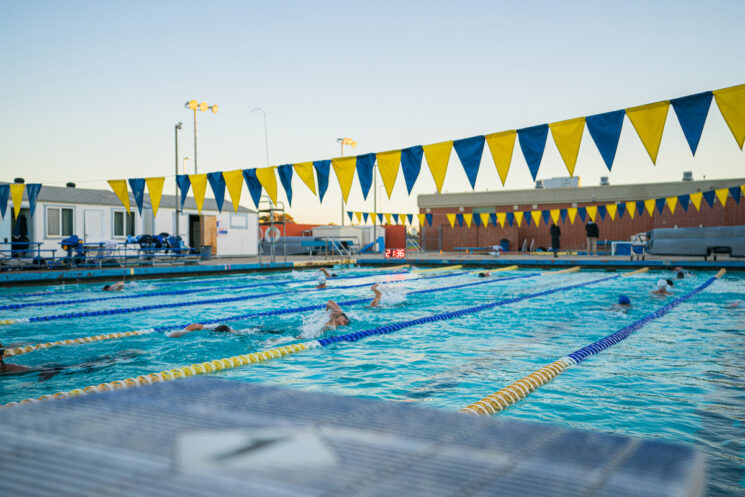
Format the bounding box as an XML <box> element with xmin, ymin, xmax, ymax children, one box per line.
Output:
<box><xmin>618</xmin><ymin>295</ymin><xmax>631</xmax><ymax>306</ymax></box>
<box><xmin>656</xmin><ymin>279</ymin><xmax>669</xmax><ymax>290</ymax></box>
<box><xmin>214</xmin><ymin>325</ymin><xmax>232</xmax><ymax>332</ymax></box>
<box><xmin>676</xmin><ymin>271</ymin><xmax>685</xmax><ymax>279</ymax></box>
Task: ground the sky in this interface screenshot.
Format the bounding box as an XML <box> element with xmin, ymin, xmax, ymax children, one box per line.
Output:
<box><xmin>1</xmin><ymin>0</ymin><xmax>743</xmax><ymax>224</ymax></box>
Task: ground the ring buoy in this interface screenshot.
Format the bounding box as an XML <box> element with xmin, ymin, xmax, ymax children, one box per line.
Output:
<box><xmin>264</xmin><ymin>226</ymin><xmax>281</xmax><ymax>243</ymax></box>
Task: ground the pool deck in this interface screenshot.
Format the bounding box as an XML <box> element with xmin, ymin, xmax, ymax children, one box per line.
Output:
<box><xmin>0</xmin><ymin>252</ymin><xmax>741</xmax><ymax>286</ymax></box>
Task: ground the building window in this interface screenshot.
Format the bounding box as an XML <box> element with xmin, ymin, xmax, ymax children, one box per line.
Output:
<box><xmin>47</xmin><ymin>207</ymin><xmax>74</xmax><ymax>237</ymax></box>
<box><xmin>113</xmin><ymin>211</ymin><xmax>136</xmax><ymax>237</ymax></box>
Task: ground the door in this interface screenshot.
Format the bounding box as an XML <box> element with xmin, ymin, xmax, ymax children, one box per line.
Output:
<box><xmin>188</xmin><ymin>215</ymin><xmax>200</xmax><ymax>249</ymax></box>
<box><xmin>84</xmin><ymin>210</ymin><xmax>104</xmax><ymax>242</ymax></box>
<box><xmin>200</xmin><ymin>215</ymin><xmax>217</xmax><ymax>254</ymax></box>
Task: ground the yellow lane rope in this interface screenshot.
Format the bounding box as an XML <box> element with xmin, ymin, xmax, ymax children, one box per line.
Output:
<box><xmin>622</xmin><ymin>267</ymin><xmax>649</xmax><ymax>277</ymax></box>
<box><xmin>4</xmin><ymin>329</ymin><xmax>156</xmax><ymax>358</ymax></box>
<box><xmin>412</xmin><ymin>264</ymin><xmax>463</xmax><ymax>274</ymax></box>
<box><xmin>541</xmin><ymin>266</ymin><xmax>580</xmax><ymax>275</ymax></box>
<box><xmin>469</xmin><ymin>265</ymin><xmax>518</xmax><ymax>275</ymax></box>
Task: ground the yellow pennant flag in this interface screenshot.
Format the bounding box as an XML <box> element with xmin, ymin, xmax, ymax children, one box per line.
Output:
<box><xmin>331</xmin><ymin>157</ymin><xmax>356</xmax><ymax>203</ymax></box>
<box><xmin>713</xmin><ymin>83</ymin><xmax>745</xmax><ymax>149</ymax></box>
<box><xmin>293</xmin><ymin>162</ymin><xmax>316</xmax><ymax>195</ymax></box>
<box><xmin>625</xmin><ymin>201</ymin><xmax>636</xmax><ymax>219</ymax></box>
<box><xmin>223</xmin><ymin>169</ymin><xmax>244</xmax><ymax>212</ymax></box>
<box><xmin>586</xmin><ymin>205</ymin><xmax>598</xmax><ymax>222</ymax></box>
<box><xmin>423</xmin><ymin>141</ymin><xmax>453</xmax><ymax>193</ymax></box>
<box><xmin>145</xmin><ymin>177</ymin><xmax>165</xmax><ymax>218</ymax></box>
<box><xmin>418</xmin><ymin>213</ymin><xmax>426</xmax><ymax>226</ymax></box>
<box><xmin>463</xmin><ymin>213</ymin><xmax>473</xmax><ymax>228</ymax></box>
<box><xmin>530</xmin><ymin>210</ymin><xmax>542</xmax><ymax>226</ymax></box>
<box><xmin>550</xmin><ymin>209</ymin><xmax>560</xmax><ymax>224</ymax></box>
<box><xmin>189</xmin><ymin>174</ymin><xmax>208</xmax><ymax>214</ymax></box>
<box><xmin>480</xmin><ymin>212</ymin><xmax>490</xmax><ymax>227</ymax></box>
<box><xmin>644</xmin><ymin>199</ymin><xmax>656</xmax><ymax>217</ymax></box>
<box><xmin>689</xmin><ymin>192</ymin><xmax>703</xmax><ymax>211</ymax></box>
<box><xmin>665</xmin><ymin>196</ymin><xmax>678</xmax><ymax>215</ymax></box>
<box><xmin>9</xmin><ymin>183</ymin><xmax>24</xmax><ymax>219</ymax></box>
<box><xmin>401</xmin><ymin>214</ymin><xmax>408</xmax><ymax>225</ymax></box>
<box><xmin>549</xmin><ymin>117</ymin><xmax>585</xmax><ymax>176</ymax></box>
<box><xmin>567</xmin><ymin>207</ymin><xmax>578</xmax><ymax>224</ymax></box>
<box><xmin>606</xmin><ymin>204</ymin><xmax>617</xmax><ymax>221</ymax></box>
<box><xmin>514</xmin><ymin>211</ymin><xmax>524</xmax><ymax>227</ymax></box>
<box><xmin>108</xmin><ymin>179</ymin><xmax>130</xmax><ymax>213</ymax></box>
<box><xmin>497</xmin><ymin>212</ymin><xmax>506</xmax><ymax>228</ymax></box>
<box><xmin>384</xmin><ymin>213</ymin><xmax>392</xmax><ymax>225</ymax></box>
<box><xmin>355</xmin><ymin>211</ymin><xmax>363</xmax><ymax>223</ymax></box>
<box><xmin>626</xmin><ymin>101</ymin><xmax>670</xmax><ymax>164</ymax></box>
<box><xmin>256</xmin><ymin>167</ymin><xmax>278</xmax><ymax>205</ymax></box>
<box><xmin>377</xmin><ymin>150</ymin><xmax>401</xmax><ymax>199</ymax></box>
<box><xmin>485</xmin><ymin>130</ymin><xmax>516</xmax><ymax>186</ymax></box>
<box><xmin>446</xmin><ymin>213</ymin><xmax>456</xmax><ymax>228</ymax></box>
<box><xmin>715</xmin><ymin>188</ymin><xmax>728</xmax><ymax>207</ymax></box>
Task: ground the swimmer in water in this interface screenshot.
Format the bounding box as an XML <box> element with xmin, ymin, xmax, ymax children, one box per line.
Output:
<box><xmin>609</xmin><ymin>295</ymin><xmax>632</xmax><ymax>311</ymax></box>
<box><xmin>315</xmin><ymin>268</ymin><xmax>336</xmax><ymax>289</ymax></box>
<box><xmin>651</xmin><ymin>279</ymin><xmax>674</xmax><ymax>296</ymax></box>
<box><xmin>102</xmin><ymin>281</ymin><xmax>125</xmax><ymax>291</ymax></box>
<box><xmin>166</xmin><ymin>323</ymin><xmax>236</xmax><ymax>338</ymax></box>
<box><xmin>0</xmin><ymin>342</ymin><xmax>32</xmax><ymax>373</ymax></box>
<box><xmin>324</xmin><ymin>300</ymin><xmax>349</xmax><ymax>329</ymax></box>
<box><xmin>370</xmin><ymin>283</ymin><xmax>382</xmax><ymax>307</ymax></box>
<box><xmin>476</xmin><ymin>270</ymin><xmax>492</xmax><ymax>278</ymax></box>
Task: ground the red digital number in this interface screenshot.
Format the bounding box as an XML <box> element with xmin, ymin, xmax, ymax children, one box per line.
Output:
<box><xmin>386</xmin><ymin>248</ymin><xmax>405</xmax><ymax>259</ymax></box>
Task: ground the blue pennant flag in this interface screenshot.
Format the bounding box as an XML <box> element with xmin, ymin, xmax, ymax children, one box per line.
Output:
<box><xmin>356</xmin><ymin>153</ymin><xmax>376</xmax><ymax>200</ymax></box>
<box><xmin>313</xmin><ymin>160</ymin><xmax>331</xmax><ymax>203</ymax></box>
<box><xmin>677</xmin><ymin>194</ymin><xmax>690</xmax><ymax>212</ymax></box>
<box><xmin>425</xmin><ymin>213</ymin><xmax>433</xmax><ymax>226</ymax></box>
<box><xmin>729</xmin><ymin>187</ymin><xmax>741</xmax><ymax>204</ymax></box>
<box><xmin>277</xmin><ymin>164</ymin><xmax>294</xmax><ymax>206</ymax></box>
<box><xmin>524</xmin><ymin>212</ymin><xmax>532</xmax><ymax>226</ymax></box>
<box><xmin>363</xmin><ymin>212</ymin><xmax>370</xmax><ymax>223</ymax></box>
<box><xmin>25</xmin><ymin>184</ymin><xmax>42</xmax><ymax>217</ymax></box>
<box><xmin>655</xmin><ymin>198</ymin><xmax>666</xmax><ymax>214</ymax></box>
<box><xmin>578</xmin><ymin>206</ymin><xmax>587</xmax><ymax>223</ymax></box>
<box><xmin>506</xmin><ymin>212</ymin><xmax>514</xmax><ymax>226</ymax></box>
<box><xmin>597</xmin><ymin>205</ymin><xmax>607</xmax><ymax>221</ymax></box>
<box><xmin>401</xmin><ymin>145</ymin><xmax>423</xmax><ymax>195</ymax></box>
<box><xmin>702</xmin><ymin>190</ymin><xmax>715</xmax><ymax>208</ymax></box>
<box><xmin>473</xmin><ymin>213</ymin><xmax>481</xmax><ymax>227</ymax></box>
<box><xmin>541</xmin><ymin>210</ymin><xmax>550</xmax><ymax>225</ymax></box>
<box><xmin>455</xmin><ymin>213</ymin><xmax>464</xmax><ymax>227</ymax></box>
<box><xmin>347</xmin><ymin>211</ymin><xmax>354</xmax><ymax>222</ymax></box>
<box><xmin>207</xmin><ymin>172</ymin><xmax>226</xmax><ymax>212</ymax></box>
<box><xmin>453</xmin><ymin>135</ymin><xmax>485</xmax><ymax>189</ymax></box>
<box><xmin>0</xmin><ymin>184</ymin><xmax>9</xmax><ymax>219</ymax></box>
<box><xmin>517</xmin><ymin>124</ymin><xmax>549</xmax><ymax>181</ymax></box>
<box><xmin>489</xmin><ymin>212</ymin><xmax>497</xmax><ymax>226</ymax></box>
<box><xmin>616</xmin><ymin>203</ymin><xmax>626</xmax><ymax>219</ymax></box>
<box><xmin>176</xmin><ymin>175</ymin><xmax>191</xmax><ymax>209</ymax></box>
<box><xmin>671</xmin><ymin>91</ymin><xmax>713</xmax><ymax>155</ymax></box>
<box><xmin>377</xmin><ymin>213</ymin><xmax>384</xmax><ymax>224</ymax></box>
<box><xmin>560</xmin><ymin>208</ymin><xmax>568</xmax><ymax>223</ymax></box>
<box><xmin>392</xmin><ymin>213</ymin><xmax>400</xmax><ymax>224</ymax></box>
<box><xmin>585</xmin><ymin>109</ymin><xmax>625</xmax><ymax>171</ymax></box>
<box><xmin>636</xmin><ymin>200</ymin><xmax>646</xmax><ymax>216</ymax></box>
<box><xmin>407</xmin><ymin>214</ymin><xmax>413</xmax><ymax>224</ymax></box>
<box><xmin>242</xmin><ymin>169</ymin><xmax>263</xmax><ymax>208</ymax></box>
<box><xmin>128</xmin><ymin>178</ymin><xmax>146</xmax><ymax>214</ymax></box>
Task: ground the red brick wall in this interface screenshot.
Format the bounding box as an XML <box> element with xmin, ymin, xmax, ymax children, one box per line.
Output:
<box><xmin>385</xmin><ymin>225</ymin><xmax>406</xmax><ymax>249</ymax></box>
<box><xmin>420</xmin><ymin>199</ymin><xmax>743</xmax><ymax>252</ymax></box>
<box><xmin>259</xmin><ymin>223</ymin><xmax>318</xmax><ymax>238</ymax></box>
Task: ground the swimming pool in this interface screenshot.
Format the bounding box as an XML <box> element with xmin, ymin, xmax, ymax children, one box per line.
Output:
<box><xmin>1</xmin><ymin>266</ymin><xmax>743</xmax><ymax>495</ymax></box>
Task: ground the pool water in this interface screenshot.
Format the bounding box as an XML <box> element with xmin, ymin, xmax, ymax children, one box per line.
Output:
<box><xmin>1</xmin><ymin>267</ymin><xmax>743</xmax><ymax>495</ymax></box>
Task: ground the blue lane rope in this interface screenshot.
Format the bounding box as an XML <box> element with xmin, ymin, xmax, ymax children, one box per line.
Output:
<box><xmin>12</xmin><ymin>271</ymin><xmax>468</xmax><ymax>324</ymax></box>
<box><xmin>315</xmin><ymin>274</ymin><xmax>621</xmax><ymax>347</ymax></box>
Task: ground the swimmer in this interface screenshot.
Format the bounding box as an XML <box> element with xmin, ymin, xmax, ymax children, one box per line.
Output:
<box><xmin>651</xmin><ymin>279</ymin><xmax>674</xmax><ymax>296</ymax></box>
<box><xmin>0</xmin><ymin>342</ymin><xmax>31</xmax><ymax>373</ymax></box>
<box><xmin>166</xmin><ymin>323</ymin><xmax>236</xmax><ymax>338</ymax></box>
<box><xmin>102</xmin><ymin>281</ymin><xmax>125</xmax><ymax>291</ymax></box>
<box><xmin>324</xmin><ymin>300</ymin><xmax>349</xmax><ymax>329</ymax></box>
<box><xmin>370</xmin><ymin>283</ymin><xmax>382</xmax><ymax>307</ymax></box>
<box><xmin>315</xmin><ymin>268</ymin><xmax>335</xmax><ymax>289</ymax></box>
<box><xmin>609</xmin><ymin>295</ymin><xmax>632</xmax><ymax>311</ymax></box>
<box><xmin>476</xmin><ymin>270</ymin><xmax>492</xmax><ymax>278</ymax></box>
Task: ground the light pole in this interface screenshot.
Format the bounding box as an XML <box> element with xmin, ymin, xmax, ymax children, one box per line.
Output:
<box><xmin>336</xmin><ymin>137</ymin><xmax>357</xmax><ymax>225</ymax></box>
<box><xmin>182</xmin><ymin>156</ymin><xmax>192</xmax><ymax>174</ymax></box>
<box><xmin>185</xmin><ymin>99</ymin><xmax>219</xmax><ymax>174</ymax></box>
<box><xmin>250</xmin><ymin>107</ymin><xmax>269</xmax><ymax>166</ymax></box>
<box><xmin>174</xmin><ymin>122</ymin><xmax>182</xmax><ymax>236</ymax></box>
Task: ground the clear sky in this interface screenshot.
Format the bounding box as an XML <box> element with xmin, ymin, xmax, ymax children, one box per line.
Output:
<box><xmin>1</xmin><ymin>0</ymin><xmax>743</xmax><ymax>224</ymax></box>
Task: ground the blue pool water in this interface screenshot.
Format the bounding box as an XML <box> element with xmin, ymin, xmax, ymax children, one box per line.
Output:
<box><xmin>1</xmin><ymin>267</ymin><xmax>743</xmax><ymax>495</ymax></box>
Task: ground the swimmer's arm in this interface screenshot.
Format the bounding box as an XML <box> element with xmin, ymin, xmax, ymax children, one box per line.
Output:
<box><xmin>320</xmin><ymin>268</ymin><xmax>331</xmax><ymax>278</ymax></box>
<box><xmin>166</xmin><ymin>323</ymin><xmax>206</xmax><ymax>338</ymax></box>
<box><xmin>326</xmin><ymin>300</ymin><xmax>342</xmax><ymax>313</ymax></box>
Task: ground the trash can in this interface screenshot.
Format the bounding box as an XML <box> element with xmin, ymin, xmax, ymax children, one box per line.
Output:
<box><xmin>500</xmin><ymin>238</ymin><xmax>510</xmax><ymax>252</ymax></box>
<box><xmin>200</xmin><ymin>245</ymin><xmax>212</xmax><ymax>261</ymax></box>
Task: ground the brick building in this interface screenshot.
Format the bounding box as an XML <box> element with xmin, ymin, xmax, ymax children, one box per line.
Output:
<box><xmin>418</xmin><ymin>177</ymin><xmax>745</xmax><ymax>252</ymax></box>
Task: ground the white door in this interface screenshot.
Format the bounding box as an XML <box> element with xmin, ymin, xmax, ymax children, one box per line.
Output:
<box><xmin>84</xmin><ymin>210</ymin><xmax>104</xmax><ymax>242</ymax></box>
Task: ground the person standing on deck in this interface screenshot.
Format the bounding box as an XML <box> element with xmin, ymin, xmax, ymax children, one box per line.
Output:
<box><xmin>585</xmin><ymin>220</ymin><xmax>599</xmax><ymax>256</ymax></box>
<box><xmin>550</xmin><ymin>224</ymin><xmax>561</xmax><ymax>258</ymax></box>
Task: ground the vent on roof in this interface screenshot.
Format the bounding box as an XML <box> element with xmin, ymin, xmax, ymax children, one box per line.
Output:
<box><xmin>66</xmin><ymin>182</ymin><xmax>76</xmax><ymax>188</ymax></box>
<box><xmin>600</xmin><ymin>176</ymin><xmax>610</xmax><ymax>186</ymax></box>
<box><xmin>13</xmin><ymin>178</ymin><xmax>24</xmax><ymax>184</ymax></box>
<box><xmin>535</xmin><ymin>180</ymin><xmax>544</xmax><ymax>189</ymax></box>
<box><xmin>682</xmin><ymin>171</ymin><xmax>693</xmax><ymax>181</ymax></box>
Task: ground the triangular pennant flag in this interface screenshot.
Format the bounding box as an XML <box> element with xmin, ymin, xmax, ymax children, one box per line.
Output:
<box><xmin>176</xmin><ymin>175</ymin><xmax>191</xmax><ymax>210</ymax></box>
<box><xmin>689</xmin><ymin>192</ymin><xmax>703</xmax><ymax>211</ymax></box>
<box><xmin>423</xmin><ymin>141</ymin><xmax>453</xmax><ymax>193</ymax></box>
<box><xmin>189</xmin><ymin>174</ymin><xmax>208</xmax><ymax>213</ymax></box>
<box><xmin>407</xmin><ymin>214</ymin><xmax>413</xmax><ymax>224</ymax></box>
<box><xmin>626</xmin><ymin>201</ymin><xmax>636</xmax><ymax>219</ymax></box>
<box><xmin>497</xmin><ymin>212</ymin><xmax>506</xmax><ymax>228</ymax></box>
<box><xmin>586</xmin><ymin>205</ymin><xmax>597</xmax><ymax>222</ymax></box>
<box><xmin>678</xmin><ymin>194</ymin><xmax>690</xmax><ymax>212</ymax></box>
<box><xmin>606</xmin><ymin>204</ymin><xmax>617</xmax><ymax>221</ymax></box>
<box><xmin>377</xmin><ymin>150</ymin><xmax>401</xmax><ymax>199</ymax></box>
<box><xmin>332</xmin><ymin>157</ymin><xmax>356</xmax><ymax>203</ymax></box>
<box><xmin>453</xmin><ymin>135</ymin><xmax>485</xmax><ymax>189</ymax></box>
<box><xmin>702</xmin><ymin>190</ymin><xmax>716</xmax><ymax>208</ymax></box>
<box><xmin>626</xmin><ymin>101</ymin><xmax>670</xmax><ymax>164</ymax></box>
<box><xmin>425</xmin><ymin>213</ymin><xmax>433</xmax><ymax>226</ymax></box>
<box><xmin>549</xmin><ymin>117</ymin><xmax>585</xmax><ymax>176</ymax></box>
<box><xmin>377</xmin><ymin>213</ymin><xmax>384</xmax><ymax>224</ymax></box>
<box><xmin>485</xmin><ymin>130</ymin><xmax>517</xmax><ymax>185</ymax></box>
<box><xmin>26</xmin><ymin>184</ymin><xmax>42</xmax><ymax>217</ymax></box>
<box><xmin>559</xmin><ymin>208</ymin><xmax>568</xmax><ymax>224</ymax></box>
<box><xmin>355</xmin><ymin>211</ymin><xmax>363</xmax><ymax>223</ymax></box>
<box><xmin>506</xmin><ymin>212</ymin><xmax>514</xmax><ymax>226</ymax></box>
<box><xmin>356</xmin><ymin>153</ymin><xmax>376</xmax><ymax>200</ymax></box>
<box><xmin>128</xmin><ymin>178</ymin><xmax>146</xmax><ymax>215</ymax></box>
<box><xmin>517</xmin><ymin>124</ymin><xmax>549</xmax><ymax>181</ymax></box>
<box><xmin>585</xmin><ymin>109</ymin><xmax>625</xmax><ymax>171</ymax></box>
<box><xmin>207</xmin><ymin>172</ymin><xmax>226</xmax><ymax>212</ymax></box>
<box><xmin>455</xmin><ymin>213</ymin><xmax>464</xmax><ymax>227</ymax></box>
<box><xmin>597</xmin><ymin>205</ymin><xmax>607</xmax><ymax>221</ymax></box>
<box><xmin>578</xmin><ymin>207</ymin><xmax>587</xmax><ymax>223</ymax></box>
<box><xmin>567</xmin><ymin>207</ymin><xmax>577</xmax><ymax>224</ymax></box>
<box><xmin>384</xmin><ymin>213</ymin><xmax>392</xmax><ymax>225</ymax></box>
<box><xmin>671</xmin><ymin>91</ymin><xmax>713</xmax><ymax>155</ymax></box>
<box><xmin>347</xmin><ymin>211</ymin><xmax>354</xmax><ymax>222</ymax></box>
<box><xmin>364</xmin><ymin>212</ymin><xmax>370</xmax><ymax>223</ymax></box>
<box><xmin>489</xmin><ymin>212</ymin><xmax>497</xmax><ymax>227</ymax></box>
<box><xmin>472</xmin><ymin>213</ymin><xmax>480</xmax><ymax>227</ymax></box>
<box><xmin>524</xmin><ymin>211</ymin><xmax>532</xmax><ymax>226</ymax></box>
<box><xmin>446</xmin><ymin>213</ymin><xmax>456</xmax><ymax>228</ymax></box>
<box><xmin>293</xmin><ymin>162</ymin><xmax>316</xmax><ymax>195</ymax></box>
<box><xmin>463</xmin><ymin>213</ymin><xmax>473</xmax><ymax>228</ymax></box>
<box><xmin>401</xmin><ymin>145</ymin><xmax>423</xmax><ymax>195</ymax></box>
<box><xmin>715</xmin><ymin>188</ymin><xmax>728</xmax><ymax>208</ymax></box>
<box><xmin>9</xmin><ymin>183</ymin><xmax>24</xmax><ymax>219</ymax></box>
<box><xmin>223</xmin><ymin>169</ymin><xmax>244</xmax><ymax>212</ymax></box>
<box><xmin>145</xmin><ymin>177</ymin><xmax>165</xmax><ymax>218</ymax></box>
<box><xmin>241</xmin><ymin>170</ymin><xmax>261</xmax><ymax>209</ymax></box>
<box><xmin>616</xmin><ymin>203</ymin><xmax>625</xmax><ymax>219</ymax></box>
<box><xmin>514</xmin><ymin>211</ymin><xmax>524</xmax><ymax>227</ymax></box>
<box><xmin>729</xmin><ymin>186</ymin><xmax>741</xmax><ymax>204</ymax></box>
<box><xmin>636</xmin><ymin>200</ymin><xmax>646</xmax><ymax>217</ymax></box>
<box><xmin>665</xmin><ymin>197</ymin><xmax>678</xmax><ymax>214</ymax></box>
<box><xmin>644</xmin><ymin>199</ymin><xmax>656</xmax><ymax>216</ymax></box>
<box><xmin>256</xmin><ymin>167</ymin><xmax>278</xmax><ymax>205</ymax></box>
<box><xmin>480</xmin><ymin>212</ymin><xmax>490</xmax><ymax>227</ymax></box>
<box><xmin>277</xmin><ymin>164</ymin><xmax>294</xmax><ymax>206</ymax></box>
<box><xmin>0</xmin><ymin>184</ymin><xmax>8</xmax><ymax>219</ymax></box>
<box><xmin>313</xmin><ymin>160</ymin><xmax>331</xmax><ymax>202</ymax></box>
<box><xmin>418</xmin><ymin>213</ymin><xmax>426</xmax><ymax>227</ymax></box>
<box><xmin>713</xmin><ymin>83</ymin><xmax>745</xmax><ymax>149</ymax></box>
<box><xmin>541</xmin><ymin>210</ymin><xmax>550</xmax><ymax>226</ymax></box>
<box><xmin>655</xmin><ymin>198</ymin><xmax>666</xmax><ymax>215</ymax></box>
<box><xmin>393</xmin><ymin>213</ymin><xmax>400</xmax><ymax>224</ymax></box>
<box><xmin>108</xmin><ymin>179</ymin><xmax>131</xmax><ymax>213</ymax></box>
